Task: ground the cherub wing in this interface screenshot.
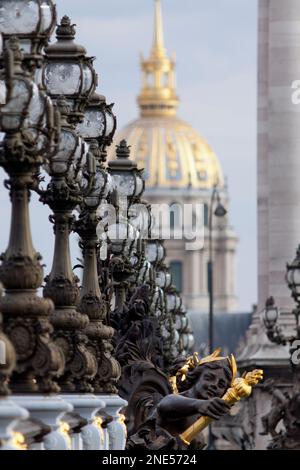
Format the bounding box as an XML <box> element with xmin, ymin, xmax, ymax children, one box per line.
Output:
<box><xmin>115</xmin><ymin>318</ymin><xmax>173</xmax><ymax>437</ymax></box>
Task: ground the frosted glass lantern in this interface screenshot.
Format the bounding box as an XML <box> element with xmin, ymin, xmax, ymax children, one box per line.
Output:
<box><xmin>77</xmin><ymin>108</ymin><xmax>105</xmax><ymax>140</ymax></box>
<box><xmin>105</xmin><ymin>106</ymin><xmax>115</xmax><ymax>137</ymax></box>
<box><xmin>42</xmin><ymin>16</ymin><xmax>96</xmax><ymax>119</ymax></box>
<box><xmin>84</xmin><ymin>170</ymin><xmax>107</xmax><ymax>208</ymax></box>
<box><xmin>0</xmin><ymin>0</ymin><xmax>56</xmax><ymax>63</ymax></box>
<box><xmin>0</xmin><ymin>77</ymin><xmax>31</xmax><ymax>132</ymax></box>
<box><xmin>167</xmin><ymin>293</ymin><xmax>176</xmax><ymax>312</ymax></box>
<box><xmin>146</xmin><ymin>241</ymin><xmax>165</xmax><ymax>265</ymax></box>
<box><xmin>103</xmin><ymin>102</ymin><xmax>117</xmax><ymax>146</ymax></box>
<box><xmin>262</xmin><ymin>297</ymin><xmax>279</xmax><ymax>330</ymax></box>
<box><xmin>47</xmin><ymin>128</ymin><xmax>78</xmax><ymax>175</ymax></box>
<box><xmin>76</xmin><ymin>93</ymin><xmax>116</xmax><ymax>148</ymax></box>
<box><xmin>108</xmin><ymin>140</ymin><xmax>145</xmax><ymax>203</ymax></box>
<box><xmin>0</xmin><ymin>80</ymin><xmax>6</xmax><ymax>105</ymax></box>
<box><xmin>77</xmin><ymin>93</ymin><xmax>116</xmax><ymax>141</ymax></box>
<box><xmin>156</xmin><ymin>270</ymin><xmax>166</xmax><ymax>288</ymax></box>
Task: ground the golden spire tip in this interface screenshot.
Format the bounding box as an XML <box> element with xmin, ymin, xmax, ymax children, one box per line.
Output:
<box><xmin>153</xmin><ymin>0</ymin><xmax>165</xmax><ymax>55</ymax></box>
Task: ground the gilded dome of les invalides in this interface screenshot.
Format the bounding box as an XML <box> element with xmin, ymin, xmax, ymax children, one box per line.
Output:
<box><xmin>108</xmin><ymin>0</ymin><xmax>224</xmax><ymax>191</ymax></box>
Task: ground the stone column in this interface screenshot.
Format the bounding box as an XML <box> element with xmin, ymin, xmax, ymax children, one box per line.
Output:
<box><xmin>257</xmin><ymin>0</ymin><xmax>270</xmax><ymax>311</ymax></box>
<box><xmin>101</xmin><ymin>396</ymin><xmax>127</xmax><ymax>450</ymax></box>
<box><xmin>237</xmin><ymin>1</ymin><xmax>300</xmax><ymax>450</ymax></box>
<box><xmin>12</xmin><ymin>395</ymin><xmax>73</xmax><ymax>450</ymax></box>
<box><xmin>62</xmin><ymin>395</ymin><xmax>106</xmax><ymax>450</ymax></box>
<box><xmin>0</xmin><ymin>398</ymin><xmax>28</xmax><ymax>450</ymax></box>
<box><xmin>268</xmin><ymin>0</ymin><xmax>300</xmax><ymax>309</ymax></box>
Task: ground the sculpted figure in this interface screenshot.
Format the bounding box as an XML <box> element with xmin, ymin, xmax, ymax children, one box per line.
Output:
<box><xmin>127</xmin><ymin>354</ymin><xmax>232</xmax><ymax>450</ymax></box>
<box><xmin>114</xmin><ymin>287</ymin><xmax>262</xmax><ymax>450</ymax></box>
<box><xmin>261</xmin><ymin>379</ymin><xmax>300</xmax><ymax>450</ymax></box>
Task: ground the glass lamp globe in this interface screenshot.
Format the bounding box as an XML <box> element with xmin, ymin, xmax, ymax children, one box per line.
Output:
<box><xmin>128</xmin><ymin>201</ymin><xmax>152</xmax><ymax>238</ymax></box>
<box><xmin>161</xmin><ymin>325</ymin><xmax>171</xmax><ymax>340</ymax></box>
<box><xmin>0</xmin><ymin>0</ymin><xmax>56</xmax><ymax>67</ymax></box>
<box><xmin>182</xmin><ymin>334</ymin><xmax>188</xmax><ymax>349</ymax></box>
<box><xmin>48</xmin><ymin>128</ymin><xmax>79</xmax><ymax>175</ymax></box>
<box><xmin>262</xmin><ymin>297</ymin><xmax>279</xmax><ymax>330</ymax></box>
<box><xmin>0</xmin><ymin>38</ymin><xmax>56</xmax><ymax>156</ymax></box>
<box><xmin>103</xmin><ymin>101</ymin><xmax>117</xmax><ymax>145</ymax></box>
<box><xmin>112</xmin><ymin>173</ymin><xmax>135</xmax><ymax>198</ymax></box>
<box><xmin>175</xmin><ymin>314</ymin><xmax>183</xmax><ymax>331</ymax></box>
<box><xmin>0</xmin><ymin>76</ymin><xmax>31</xmax><ymax>131</ymax></box>
<box><xmin>44</xmin><ymin>98</ymin><xmax>83</xmax><ymax>176</ymax></box>
<box><xmin>173</xmin><ymin>330</ymin><xmax>180</xmax><ymax>345</ymax></box>
<box><xmin>146</xmin><ymin>240</ymin><xmax>165</xmax><ymax>265</ymax></box>
<box><xmin>146</xmin><ymin>241</ymin><xmax>158</xmax><ymax>264</ymax></box>
<box><xmin>165</xmin><ymin>271</ymin><xmax>172</xmax><ymax>289</ymax></box>
<box><xmin>180</xmin><ymin>315</ymin><xmax>188</xmax><ymax>330</ymax></box>
<box><xmin>0</xmin><ymin>78</ymin><xmax>6</xmax><ymax>106</ymax></box>
<box><xmin>187</xmin><ymin>334</ymin><xmax>195</xmax><ymax>350</ymax></box>
<box><xmin>175</xmin><ymin>293</ymin><xmax>182</xmax><ymax>310</ymax></box>
<box><xmin>84</xmin><ymin>169</ymin><xmax>107</xmax><ymax>208</ymax></box>
<box><xmin>214</xmin><ymin>202</ymin><xmax>227</xmax><ymax>218</ymax></box>
<box><xmin>107</xmin><ymin>220</ymin><xmax>137</xmax><ymax>254</ymax></box>
<box><xmin>76</xmin><ymin>92</ymin><xmax>106</xmax><ymax>141</ymax></box>
<box><xmin>167</xmin><ymin>293</ymin><xmax>176</xmax><ymax>312</ymax></box>
<box><xmin>157</xmin><ymin>242</ymin><xmax>165</xmax><ymax>262</ymax></box>
<box><xmin>156</xmin><ymin>270</ymin><xmax>166</xmax><ymax>288</ymax></box>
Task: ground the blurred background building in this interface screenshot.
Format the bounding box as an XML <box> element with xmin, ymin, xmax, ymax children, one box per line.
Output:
<box><xmin>109</xmin><ymin>0</ymin><xmax>239</xmax><ymax>315</ymax></box>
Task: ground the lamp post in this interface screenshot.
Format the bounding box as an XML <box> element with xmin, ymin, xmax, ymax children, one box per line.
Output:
<box><xmin>75</xmin><ymin>91</ymin><xmax>120</xmax><ymax>394</ymax></box>
<box><xmin>262</xmin><ymin>245</ymin><xmax>300</xmax><ymax>349</ymax></box>
<box><xmin>107</xmin><ymin>140</ymin><xmax>144</xmax><ymax>315</ymax></box>
<box><xmin>37</xmin><ymin>17</ymin><xmax>99</xmax><ymax>392</ymax></box>
<box><xmin>261</xmin><ymin>247</ymin><xmax>300</xmax><ymax>450</ymax></box>
<box><xmin>207</xmin><ymin>185</ymin><xmax>226</xmax><ymax>451</ymax></box>
<box><xmin>0</xmin><ymin>36</ymin><xmax>63</xmax><ymax>393</ymax></box>
<box><xmin>208</xmin><ymin>186</ymin><xmax>227</xmax><ymax>354</ymax></box>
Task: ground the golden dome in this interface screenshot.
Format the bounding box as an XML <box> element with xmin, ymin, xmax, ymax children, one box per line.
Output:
<box><xmin>112</xmin><ymin>117</ymin><xmax>224</xmax><ymax>190</ymax></box>
<box><xmin>108</xmin><ymin>0</ymin><xmax>224</xmax><ymax>190</ymax></box>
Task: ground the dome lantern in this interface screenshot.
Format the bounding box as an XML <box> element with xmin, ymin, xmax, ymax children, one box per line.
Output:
<box><xmin>138</xmin><ymin>0</ymin><xmax>179</xmax><ymax>118</ymax></box>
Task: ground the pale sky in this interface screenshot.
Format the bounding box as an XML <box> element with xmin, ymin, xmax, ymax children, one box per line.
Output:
<box><xmin>0</xmin><ymin>0</ymin><xmax>257</xmax><ymax>311</ymax></box>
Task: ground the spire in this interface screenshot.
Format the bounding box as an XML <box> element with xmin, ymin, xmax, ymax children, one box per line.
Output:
<box><xmin>152</xmin><ymin>0</ymin><xmax>166</xmax><ymax>58</ymax></box>
<box><xmin>137</xmin><ymin>0</ymin><xmax>179</xmax><ymax>118</ymax></box>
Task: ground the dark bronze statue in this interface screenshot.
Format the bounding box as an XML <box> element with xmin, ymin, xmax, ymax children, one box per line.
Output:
<box><xmin>261</xmin><ymin>379</ymin><xmax>300</xmax><ymax>450</ymax></box>
<box><xmin>127</xmin><ymin>357</ymin><xmax>232</xmax><ymax>450</ymax></box>
<box><xmin>115</xmin><ymin>286</ymin><xmax>263</xmax><ymax>450</ymax></box>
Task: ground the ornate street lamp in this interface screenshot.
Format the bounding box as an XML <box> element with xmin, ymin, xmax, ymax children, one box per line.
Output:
<box><xmin>108</xmin><ymin>140</ymin><xmax>144</xmax><ymax>203</ymax></box>
<box><xmin>207</xmin><ymin>185</ymin><xmax>227</xmax><ymax>450</ymax></box>
<box><xmin>76</xmin><ymin>92</ymin><xmax>116</xmax><ymax>152</ymax></box>
<box><xmin>37</xmin><ymin>97</ymin><xmax>98</xmax><ymax>393</ymax></box>
<box><xmin>263</xmin><ymin>246</ymin><xmax>300</xmax><ymax>350</ymax></box>
<box><xmin>75</xmin><ymin>140</ymin><xmax>120</xmax><ymax>394</ymax></box>
<box><xmin>35</xmin><ymin>17</ymin><xmax>99</xmax><ymax>392</ymax></box>
<box><xmin>262</xmin><ymin>296</ymin><xmax>288</xmax><ymax>345</ymax></box>
<box><xmin>0</xmin><ymin>37</ymin><xmax>63</xmax><ymax>393</ymax></box>
<box><xmin>208</xmin><ymin>185</ymin><xmax>227</xmax><ymax>354</ymax></box>
<box><xmin>106</xmin><ymin>141</ymin><xmax>145</xmax><ymax>315</ymax></box>
<box><xmin>0</xmin><ymin>0</ymin><xmax>57</xmax><ymax>71</ymax></box>
<box><xmin>286</xmin><ymin>245</ymin><xmax>300</xmax><ymax>308</ymax></box>
<box><xmin>40</xmin><ymin>15</ymin><xmax>97</xmax><ymax>122</ymax></box>
<box><xmin>262</xmin><ymin>297</ymin><xmax>279</xmax><ymax>331</ymax></box>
